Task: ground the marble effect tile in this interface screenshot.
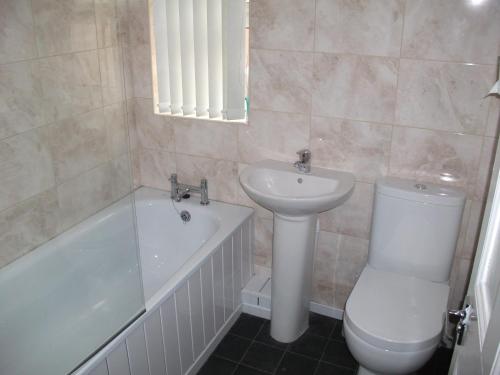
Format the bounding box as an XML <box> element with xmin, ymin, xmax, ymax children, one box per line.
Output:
<box><xmin>250</xmin><ymin>49</ymin><xmax>313</xmax><ymax>114</ymax></box>
<box><xmin>0</xmin><ymin>129</ymin><xmax>55</xmax><ymax>212</ymax></box>
<box><xmin>310</xmin><ymin>117</ymin><xmax>392</xmax><ymax>183</ymax></box>
<box><xmin>319</xmin><ymin>182</ymin><xmax>374</xmax><ymax>240</ymax></box>
<box><xmin>254</xmin><ymin>217</ymin><xmax>273</xmax><ymax>268</ymax></box>
<box><xmin>131</xmin><ymin>98</ymin><xmax>174</xmax><ymax>151</ymax></box>
<box><xmin>312</xmin><ymin>53</ymin><xmax>398</xmax><ymax>124</ymax></box>
<box><xmin>402</xmin><ymin>0</ymin><xmax>500</xmax><ymax>64</ymax></box>
<box><xmin>135</xmin><ymin>148</ymin><xmax>176</xmax><ymax>191</ymax></box>
<box><xmin>397</xmin><ymin>60</ymin><xmax>495</xmax><ymax>135</ymax></box>
<box><xmin>95</xmin><ymin>0</ymin><xmax>119</xmax><ymax>48</ymax></box>
<box><xmin>123</xmin><ymin>43</ymin><xmax>152</xmax><ymax>99</ymax></box>
<box><xmin>389</xmin><ymin>127</ymin><xmax>483</xmax><ymax>193</ymax></box>
<box><xmin>0</xmin><ymin>0</ymin><xmax>36</xmax><ymax>64</ymax></box>
<box><xmin>43</xmin><ymin>109</ymin><xmax>108</xmax><ymax>183</ymax></box>
<box><xmin>250</xmin><ymin>0</ymin><xmax>315</xmax><ymax>52</ymax></box>
<box><xmin>315</xmin><ymin>0</ymin><xmax>404</xmax><ymax>57</ymax></box>
<box><xmin>99</xmin><ymin>47</ymin><xmax>125</xmax><ymax>106</ymax></box>
<box><xmin>34</xmin><ymin>50</ymin><xmax>102</xmax><ymax>124</ymax></box>
<box><xmin>0</xmin><ymin>61</ymin><xmax>45</xmax><ymax>140</ymax></box>
<box><xmin>0</xmin><ymin>189</ymin><xmax>60</xmax><ymax>268</ymax></box>
<box><xmin>104</xmin><ymin>102</ymin><xmax>129</xmax><ymax>158</ymax></box>
<box><xmin>239</xmin><ymin>110</ymin><xmax>310</xmax><ymax>164</ymax></box>
<box><xmin>173</xmin><ymin>119</ymin><xmax>238</xmax><ymax>162</ymax></box>
<box><xmin>312</xmin><ymin>231</ymin><xmax>339</xmax><ymax>306</ymax></box>
<box><xmin>32</xmin><ymin>0</ymin><xmax>97</xmax><ymax>57</ymax></box>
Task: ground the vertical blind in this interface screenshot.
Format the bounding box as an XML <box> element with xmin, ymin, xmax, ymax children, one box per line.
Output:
<box><xmin>151</xmin><ymin>0</ymin><xmax>246</xmax><ymax>121</ymax></box>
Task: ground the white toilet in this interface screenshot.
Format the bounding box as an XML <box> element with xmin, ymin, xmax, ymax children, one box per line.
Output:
<box><xmin>343</xmin><ymin>177</ymin><xmax>466</xmax><ymax>375</ymax></box>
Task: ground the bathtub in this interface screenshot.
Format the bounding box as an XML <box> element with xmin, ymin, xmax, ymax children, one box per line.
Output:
<box><xmin>73</xmin><ymin>187</ymin><xmax>254</xmax><ymax>375</ymax></box>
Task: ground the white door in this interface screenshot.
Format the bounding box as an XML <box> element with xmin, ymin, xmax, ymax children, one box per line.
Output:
<box><xmin>449</xmin><ymin>138</ymin><xmax>500</xmax><ymax>375</ymax></box>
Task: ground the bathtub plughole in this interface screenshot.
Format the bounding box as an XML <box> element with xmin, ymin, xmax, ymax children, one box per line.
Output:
<box><xmin>74</xmin><ymin>187</ymin><xmax>254</xmax><ymax>375</ymax></box>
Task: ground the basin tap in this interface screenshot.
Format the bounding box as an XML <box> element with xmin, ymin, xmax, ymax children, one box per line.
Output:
<box><xmin>294</xmin><ymin>149</ymin><xmax>311</xmax><ymax>173</ymax></box>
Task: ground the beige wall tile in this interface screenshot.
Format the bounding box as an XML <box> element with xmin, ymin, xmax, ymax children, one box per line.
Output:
<box><xmin>389</xmin><ymin>127</ymin><xmax>483</xmax><ymax>192</ymax></box>
<box><xmin>250</xmin><ymin>49</ymin><xmax>313</xmax><ymax>114</ymax></box>
<box><xmin>0</xmin><ymin>189</ymin><xmax>60</xmax><ymax>268</ymax></box>
<box><xmin>485</xmin><ymin>99</ymin><xmax>500</xmax><ymax>138</ymax></box>
<box><xmin>56</xmin><ymin>161</ymin><xmax>125</xmax><ymax>230</ymax></box>
<box><xmin>43</xmin><ymin>109</ymin><xmax>108</xmax><ymax>183</ymax></box>
<box><xmin>315</xmin><ymin>0</ymin><xmax>404</xmax><ymax>57</ymax></box>
<box><xmin>136</xmin><ymin>148</ymin><xmax>176</xmax><ymax>190</ymax></box>
<box><xmin>175</xmin><ymin>154</ymin><xmax>239</xmax><ymax>203</ymax></box>
<box><xmin>310</xmin><ymin>116</ymin><xmax>392</xmax><ymax>183</ymax></box>
<box><xmin>457</xmin><ymin>200</ymin><xmax>484</xmax><ymax>260</ymax></box>
<box><xmin>104</xmin><ymin>102</ymin><xmax>129</xmax><ymax>158</ymax></box>
<box><xmin>95</xmin><ymin>0</ymin><xmax>119</xmax><ymax>48</ymax></box>
<box><xmin>173</xmin><ymin>119</ymin><xmax>238</xmax><ymax>161</ymax></box>
<box><xmin>448</xmin><ymin>257</ymin><xmax>473</xmax><ymax>309</ymax></box>
<box><xmin>0</xmin><ymin>61</ymin><xmax>45</xmax><ymax>140</ymax></box>
<box><xmin>132</xmin><ymin>98</ymin><xmax>175</xmax><ymax>151</ymax></box>
<box><xmin>312</xmin><ymin>231</ymin><xmax>339</xmax><ymax>306</ymax></box>
<box><xmin>397</xmin><ymin>59</ymin><xmax>494</xmax><ymax>135</ymax></box>
<box><xmin>123</xmin><ymin>0</ymin><xmax>150</xmax><ymax>46</ymax></box>
<box><xmin>319</xmin><ymin>182</ymin><xmax>374</xmax><ymax>239</ymax></box>
<box><xmin>32</xmin><ymin>0</ymin><xmax>97</xmax><ymax>57</ymax></box>
<box><xmin>123</xmin><ymin>43</ymin><xmax>152</xmax><ymax>99</ymax></box>
<box><xmin>99</xmin><ymin>47</ymin><xmax>125</xmax><ymax>106</ymax></box>
<box><xmin>0</xmin><ymin>0</ymin><xmax>36</xmax><ymax>64</ymax></box>
<box><xmin>0</xmin><ymin>129</ymin><xmax>55</xmax><ymax>211</ymax></box>
<box><xmin>402</xmin><ymin>0</ymin><xmax>500</xmax><ymax>64</ymax></box>
<box><xmin>239</xmin><ymin>110</ymin><xmax>310</xmax><ymax>164</ymax></box>
<box><xmin>312</xmin><ymin>53</ymin><xmax>398</xmax><ymax>123</ymax></box>
<box><xmin>254</xmin><ymin>217</ymin><xmax>273</xmax><ymax>268</ymax></box>
<box><xmin>34</xmin><ymin>51</ymin><xmax>102</xmax><ymax>124</ymax></box>
<box><xmin>250</xmin><ymin>0</ymin><xmax>315</xmax><ymax>52</ymax></box>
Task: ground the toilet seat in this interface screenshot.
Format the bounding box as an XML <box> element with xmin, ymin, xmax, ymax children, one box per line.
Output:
<box><xmin>345</xmin><ymin>265</ymin><xmax>450</xmax><ymax>352</ymax></box>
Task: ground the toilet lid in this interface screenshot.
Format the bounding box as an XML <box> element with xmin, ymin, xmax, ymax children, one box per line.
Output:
<box><xmin>345</xmin><ymin>266</ymin><xmax>449</xmax><ymax>352</ymax></box>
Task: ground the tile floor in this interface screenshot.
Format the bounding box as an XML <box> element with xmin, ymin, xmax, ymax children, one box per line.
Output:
<box><xmin>197</xmin><ymin>313</ymin><xmax>453</xmax><ymax>375</ymax></box>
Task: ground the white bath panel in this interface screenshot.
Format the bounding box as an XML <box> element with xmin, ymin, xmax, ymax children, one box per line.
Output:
<box><xmin>144</xmin><ymin>310</ymin><xmax>167</xmax><ymax>375</ymax></box>
<box><xmin>222</xmin><ymin>237</ymin><xmax>234</xmax><ymax>319</ymax></box>
<box><xmin>161</xmin><ymin>297</ymin><xmax>182</xmax><ymax>375</ymax></box>
<box><xmin>175</xmin><ymin>284</ymin><xmax>194</xmax><ymax>373</ymax></box>
<box><xmin>126</xmin><ymin>325</ymin><xmax>150</xmax><ymax>375</ymax></box>
<box><xmin>106</xmin><ymin>343</ymin><xmax>131</xmax><ymax>375</ymax></box>
<box><xmin>88</xmin><ymin>361</ymin><xmax>109</xmax><ymax>375</ymax></box>
<box><xmin>188</xmin><ymin>270</ymin><xmax>205</xmax><ymax>359</ymax></box>
<box><xmin>200</xmin><ymin>260</ymin><xmax>216</xmax><ymax>344</ymax></box>
<box><xmin>212</xmin><ymin>247</ymin><xmax>225</xmax><ymax>331</ymax></box>
<box><xmin>241</xmin><ymin>274</ymin><xmax>344</xmax><ymax>321</ymax></box>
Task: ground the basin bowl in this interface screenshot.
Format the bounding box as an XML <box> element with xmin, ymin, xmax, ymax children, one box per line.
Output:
<box><xmin>239</xmin><ymin>160</ymin><xmax>355</xmax><ymax>216</ymax></box>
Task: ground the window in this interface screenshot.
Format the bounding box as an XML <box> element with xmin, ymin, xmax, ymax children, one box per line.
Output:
<box><xmin>150</xmin><ymin>0</ymin><xmax>249</xmax><ymax>122</ymax></box>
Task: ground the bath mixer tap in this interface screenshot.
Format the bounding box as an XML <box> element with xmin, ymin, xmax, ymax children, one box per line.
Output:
<box><xmin>294</xmin><ymin>149</ymin><xmax>312</xmax><ymax>173</ymax></box>
<box><xmin>169</xmin><ymin>173</ymin><xmax>209</xmax><ymax>205</ymax></box>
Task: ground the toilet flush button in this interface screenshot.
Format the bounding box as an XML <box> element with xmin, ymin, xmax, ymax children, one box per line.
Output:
<box><xmin>414</xmin><ymin>183</ymin><xmax>427</xmax><ymax>190</ymax></box>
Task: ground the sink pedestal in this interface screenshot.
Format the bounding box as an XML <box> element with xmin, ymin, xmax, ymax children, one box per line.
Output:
<box><xmin>270</xmin><ymin>213</ymin><xmax>317</xmax><ymax>343</ymax></box>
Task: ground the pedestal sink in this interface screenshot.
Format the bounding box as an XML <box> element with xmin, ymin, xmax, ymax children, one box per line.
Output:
<box><xmin>240</xmin><ymin>159</ymin><xmax>355</xmax><ymax>342</ymax></box>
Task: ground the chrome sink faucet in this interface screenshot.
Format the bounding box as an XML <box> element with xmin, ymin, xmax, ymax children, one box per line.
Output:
<box><xmin>169</xmin><ymin>173</ymin><xmax>209</xmax><ymax>205</ymax></box>
<box><xmin>294</xmin><ymin>149</ymin><xmax>312</xmax><ymax>173</ymax></box>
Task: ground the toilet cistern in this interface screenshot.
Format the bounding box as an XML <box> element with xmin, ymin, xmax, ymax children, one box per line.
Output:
<box><xmin>239</xmin><ymin>157</ymin><xmax>354</xmax><ymax>342</ymax></box>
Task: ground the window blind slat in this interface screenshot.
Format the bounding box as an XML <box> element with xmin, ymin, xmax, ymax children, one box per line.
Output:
<box><xmin>165</xmin><ymin>0</ymin><xmax>182</xmax><ymax>114</ymax></box>
<box><xmin>207</xmin><ymin>0</ymin><xmax>223</xmax><ymax>119</ymax></box>
<box><xmin>222</xmin><ymin>0</ymin><xmax>246</xmax><ymax>120</ymax></box>
<box><xmin>179</xmin><ymin>0</ymin><xmax>196</xmax><ymax>116</ymax></box>
<box><xmin>193</xmin><ymin>0</ymin><xmax>209</xmax><ymax>117</ymax></box>
<box><xmin>152</xmin><ymin>0</ymin><xmax>171</xmax><ymax>113</ymax></box>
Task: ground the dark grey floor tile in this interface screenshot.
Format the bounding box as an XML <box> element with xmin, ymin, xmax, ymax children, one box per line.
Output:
<box><xmin>254</xmin><ymin>321</ymin><xmax>289</xmax><ymax>349</ymax></box>
<box><xmin>230</xmin><ymin>313</ymin><xmax>266</xmax><ymax>339</ymax></box>
<box><xmin>241</xmin><ymin>342</ymin><xmax>284</xmax><ymax>373</ymax></box>
<box><xmin>322</xmin><ymin>340</ymin><xmax>357</xmax><ymax>369</ymax></box>
<box><xmin>234</xmin><ymin>365</ymin><xmax>269</xmax><ymax>374</ymax></box>
<box><xmin>198</xmin><ymin>356</ymin><xmax>237</xmax><ymax>375</ymax></box>
<box><xmin>315</xmin><ymin>361</ymin><xmax>355</xmax><ymax>375</ymax></box>
<box><xmin>329</xmin><ymin>321</ymin><xmax>345</xmax><ymax>342</ymax></box>
<box><xmin>288</xmin><ymin>332</ymin><xmax>328</xmax><ymax>359</ymax></box>
<box><xmin>308</xmin><ymin>313</ymin><xmax>337</xmax><ymax>338</ymax></box>
<box><xmin>214</xmin><ymin>334</ymin><xmax>252</xmax><ymax>362</ymax></box>
<box><xmin>276</xmin><ymin>352</ymin><xmax>318</xmax><ymax>375</ymax></box>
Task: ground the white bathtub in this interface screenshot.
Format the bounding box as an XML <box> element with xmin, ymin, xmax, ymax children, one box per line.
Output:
<box><xmin>74</xmin><ymin>187</ymin><xmax>254</xmax><ymax>375</ymax></box>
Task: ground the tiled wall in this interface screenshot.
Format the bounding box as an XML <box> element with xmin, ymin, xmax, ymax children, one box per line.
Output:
<box><xmin>127</xmin><ymin>0</ymin><xmax>500</xmax><ymax>310</ymax></box>
<box><xmin>0</xmin><ymin>0</ymin><xmax>136</xmax><ymax>268</ymax></box>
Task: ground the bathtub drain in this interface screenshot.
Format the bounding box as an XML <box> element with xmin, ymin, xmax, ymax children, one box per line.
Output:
<box><xmin>180</xmin><ymin>210</ymin><xmax>191</xmax><ymax>223</ymax></box>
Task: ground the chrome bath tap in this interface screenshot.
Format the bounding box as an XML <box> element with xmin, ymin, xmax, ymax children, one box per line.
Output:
<box><xmin>169</xmin><ymin>173</ymin><xmax>209</xmax><ymax>205</ymax></box>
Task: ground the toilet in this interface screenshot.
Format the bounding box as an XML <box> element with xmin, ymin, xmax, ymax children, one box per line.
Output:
<box><xmin>343</xmin><ymin>177</ymin><xmax>465</xmax><ymax>375</ymax></box>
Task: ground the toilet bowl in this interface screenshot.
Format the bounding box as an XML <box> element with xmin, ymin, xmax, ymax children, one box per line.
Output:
<box><xmin>342</xmin><ymin>177</ymin><xmax>465</xmax><ymax>375</ymax></box>
<box><xmin>344</xmin><ymin>266</ymin><xmax>449</xmax><ymax>374</ymax></box>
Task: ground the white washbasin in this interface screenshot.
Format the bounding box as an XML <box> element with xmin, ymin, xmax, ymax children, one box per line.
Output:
<box><xmin>240</xmin><ymin>160</ymin><xmax>355</xmax><ymax>216</ymax></box>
